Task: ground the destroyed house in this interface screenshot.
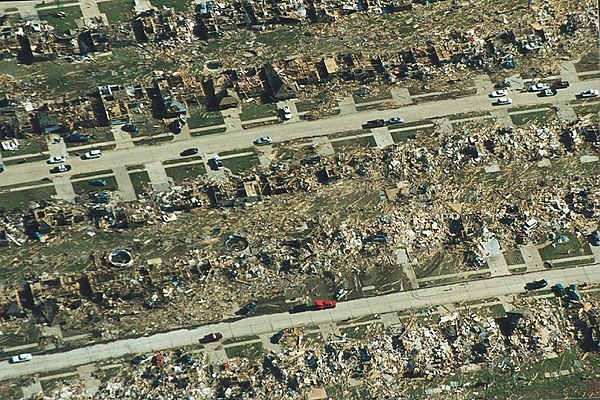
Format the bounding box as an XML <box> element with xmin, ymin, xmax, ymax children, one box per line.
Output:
<box><xmin>261</xmin><ymin>63</ymin><xmax>298</xmax><ymax>101</ymax></box>
<box><xmin>78</xmin><ymin>28</ymin><xmax>111</xmax><ymax>54</ymax></box>
<box><xmin>98</xmin><ymin>84</ymin><xmax>145</xmax><ymax>125</ymax></box>
<box><xmin>35</xmin><ymin>107</ymin><xmax>63</xmax><ymax>133</ymax></box>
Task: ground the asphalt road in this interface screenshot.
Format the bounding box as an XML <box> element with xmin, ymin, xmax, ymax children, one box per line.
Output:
<box><xmin>1</xmin><ymin>263</ymin><xmax>598</xmax><ymax>380</ymax></box>
<box><xmin>1</xmin><ymin>79</ymin><xmax>598</xmax><ymax>188</ymax></box>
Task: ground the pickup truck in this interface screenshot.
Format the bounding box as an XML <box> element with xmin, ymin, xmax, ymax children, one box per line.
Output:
<box><xmin>362</xmin><ymin>119</ymin><xmax>385</xmax><ymax>129</ymax></box>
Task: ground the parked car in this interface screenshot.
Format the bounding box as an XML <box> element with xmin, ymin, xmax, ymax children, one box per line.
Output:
<box><xmin>180</xmin><ymin>148</ymin><xmax>199</xmax><ymax>157</ymax></box>
<box><xmin>83</xmin><ymin>149</ymin><xmax>102</xmax><ymax>159</ymax></box>
<box><xmin>489</xmin><ymin>90</ymin><xmax>507</xmax><ymax>98</ymax></box>
<box><xmin>590</xmin><ymin>230</ymin><xmax>600</xmax><ymax>246</ymax></box>
<box><xmin>209</xmin><ymin>156</ymin><xmax>223</xmax><ymax>170</ymax></box>
<box><xmin>495</xmin><ymin>97</ymin><xmax>513</xmax><ymax>106</ymax></box>
<box><xmin>579</xmin><ymin>89</ymin><xmax>599</xmax><ymax>98</ymax></box>
<box><xmin>50</xmin><ymin>164</ymin><xmax>71</xmax><ymax>173</ymax></box>
<box><xmin>281</xmin><ymin>105</ymin><xmax>292</xmax><ymax>120</ymax></box>
<box><xmin>170</xmin><ymin>120</ymin><xmax>183</xmax><ymax>134</ymax></box>
<box><xmin>11</xmin><ymin>353</ymin><xmax>32</xmax><ymax>364</ymax></box>
<box><xmin>528</xmin><ymin>83</ymin><xmax>550</xmax><ymax>92</ymax></box>
<box><xmin>153</xmin><ymin>353</ymin><xmax>164</xmax><ymax>367</ymax></box>
<box><xmin>315</xmin><ymin>299</ymin><xmax>337</xmax><ymax>310</ymax></box>
<box><xmin>494</xmin><ymin>81</ymin><xmax>511</xmax><ymax>89</ymax></box>
<box><xmin>130</xmin><ymin>354</ymin><xmax>151</xmax><ymax>365</ymax></box>
<box><xmin>236</xmin><ymin>301</ymin><xmax>257</xmax><ymax>316</ymax></box>
<box><xmin>524</xmin><ymin>279</ymin><xmax>548</xmax><ymax>291</ymax></box>
<box><xmin>122</xmin><ymin>124</ymin><xmax>139</xmax><ymax>133</ymax></box>
<box><xmin>386</xmin><ymin>117</ymin><xmax>404</xmax><ymax>125</ymax></box>
<box><xmin>539</xmin><ymin>88</ymin><xmax>557</xmax><ymax>97</ymax></box>
<box><xmin>254</xmin><ymin>136</ymin><xmax>272</xmax><ymax>145</ymax></box>
<box><xmin>289</xmin><ymin>303</ymin><xmax>310</xmax><ymax>314</ymax></box>
<box><xmin>88</xmin><ymin>179</ymin><xmax>107</xmax><ymax>187</ymax></box>
<box><xmin>0</xmin><ymin>163</ymin><xmax>4</xmax><ymax>173</ymax></box>
<box><xmin>552</xmin><ymin>80</ymin><xmax>569</xmax><ymax>89</ymax></box>
<box><xmin>47</xmin><ymin>155</ymin><xmax>67</xmax><ymax>164</ymax></box>
<box><xmin>362</xmin><ymin>119</ymin><xmax>385</xmax><ymax>129</ymax></box>
<box><xmin>270</xmin><ymin>331</ymin><xmax>285</xmax><ymax>344</ymax></box>
<box><xmin>199</xmin><ymin>332</ymin><xmax>223</xmax><ymax>343</ymax></box>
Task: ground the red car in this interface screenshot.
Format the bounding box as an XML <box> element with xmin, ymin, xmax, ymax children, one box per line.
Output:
<box><xmin>315</xmin><ymin>299</ymin><xmax>337</xmax><ymax>310</ymax></box>
<box><xmin>153</xmin><ymin>353</ymin><xmax>164</xmax><ymax>367</ymax></box>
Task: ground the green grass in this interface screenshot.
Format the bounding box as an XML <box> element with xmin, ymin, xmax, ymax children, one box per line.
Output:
<box><xmin>129</xmin><ymin>171</ymin><xmax>151</xmax><ymax>195</ymax></box>
<box><xmin>3</xmin><ymin>154</ymin><xmax>48</xmax><ymax>166</ymax></box>
<box><xmin>222</xmin><ymin>335</ymin><xmax>260</xmax><ymax>345</ymax></box>
<box><xmin>187</xmin><ymin>106</ymin><xmax>224</xmax><ymax>129</ymax></box>
<box><xmin>37</xmin><ymin>5</ymin><xmax>83</xmax><ymax>33</ymax></box>
<box><xmin>331</xmin><ymin>136</ymin><xmax>377</xmax><ymax>150</ymax></box>
<box><xmin>294</xmin><ymin>101</ymin><xmax>318</xmax><ymax>112</ymax></box>
<box><xmin>190</xmin><ymin>127</ymin><xmax>227</xmax><ymax>137</ymax></box>
<box><xmin>0</xmin><ymin>320</ymin><xmax>40</xmax><ymax>348</ymax></box>
<box><xmin>71</xmin><ymin>169</ymin><xmax>112</xmax><ymax>180</ymax></box>
<box><xmin>0</xmin><ymin>185</ymin><xmax>56</xmax><ymax>212</ymax></box>
<box><xmin>72</xmin><ymin>176</ymin><xmax>118</xmax><ymax>194</ymax></box>
<box><xmin>224</xmin><ymin>342</ymin><xmax>263</xmax><ymax>360</ymax></box>
<box><xmin>575</xmin><ymin>50</ymin><xmax>599</xmax><ymax>73</ymax></box>
<box><xmin>221</xmin><ymin>154</ymin><xmax>259</xmax><ymax>175</ymax></box>
<box><xmin>133</xmin><ymin>135</ymin><xmax>174</xmax><ymax>146</ymax></box>
<box><xmin>0</xmin><ymin>138</ymin><xmax>48</xmax><ymax>157</ymax></box>
<box><xmin>510</xmin><ymin>109</ymin><xmax>554</xmax><ymax>126</ymax></box>
<box><xmin>163</xmin><ymin>156</ymin><xmax>203</xmax><ymax>166</ymax></box>
<box><xmin>574</xmin><ymin>104</ymin><xmax>599</xmax><ymax>124</ymax></box>
<box><xmin>504</xmin><ymin>249</ymin><xmax>525</xmax><ymax>266</ymax></box>
<box><xmin>164</xmin><ymin>162</ymin><xmax>206</xmax><ymax>183</ymax></box>
<box><xmin>538</xmin><ymin>232</ymin><xmax>592</xmax><ymax>261</ymax></box>
<box><xmin>353</xmin><ymin>89</ymin><xmax>392</xmax><ymax>104</ymax></box>
<box><xmin>150</xmin><ymin>0</ymin><xmax>192</xmax><ymax>12</ymax></box>
<box><xmin>240</xmin><ymin>103</ymin><xmax>277</xmax><ymax>121</ymax></box>
<box><xmin>390</xmin><ymin>126</ymin><xmax>434</xmax><ymax>143</ymax></box>
<box><xmin>98</xmin><ymin>0</ymin><xmax>133</xmax><ymax>24</ymax></box>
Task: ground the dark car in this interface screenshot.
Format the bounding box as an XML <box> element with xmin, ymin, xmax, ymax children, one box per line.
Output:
<box><xmin>289</xmin><ymin>303</ymin><xmax>310</xmax><ymax>314</ymax></box>
<box><xmin>209</xmin><ymin>156</ymin><xmax>223</xmax><ymax>171</ymax></box>
<box><xmin>590</xmin><ymin>230</ymin><xmax>600</xmax><ymax>246</ymax></box>
<box><xmin>199</xmin><ymin>332</ymin><xmax>223</xmax><ymax>343</ymax></box>
<box><xmin>50</xmin><ymin>164</ymin><xmax>72</xmax><ymax>173</ymax></box>
<box><xmin>122</xmin><ymin>124</ymin><xmax>139</xmax><ymax>133</ymax></box>
<box><xmin>180</xmin><ymin>148</ymin><xmax>199</xmax><ymax>157</ymax></box>
<box><xmin>270</xmin><ymin>331</ymin><xmax>284</xmax><ymax>344</ymax></box>
<box><xmin>524</xmin><ymin>279</ymin><xmax>548</xmax><ymax>291</ymax></box>
<box><xmin>88</xmin><ymin>178</ymin><xmax>107</xmax><ymax>187</ymax></box>
<box><xmin>236</xmin><ymin>301</ymin><xmax>257</xmax><ymax>316</ymax></box>
<box><xmin>552</xmin><ymin>80</ymin><xmax>570</xmax><ymax>89</ymax></box>
<box><xmin>494</xmin><ymin>81</ymin><xmax>511</xmax><ymax>89</ymax></box>
<box><xmin>362</xmin><ymin>119</ymin><xmax>385</xmax><ymax>129</ymax></box>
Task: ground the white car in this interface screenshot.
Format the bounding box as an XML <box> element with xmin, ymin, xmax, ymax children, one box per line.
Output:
<box><xmin>11</xmin><ymin>353</ymin><xmax>32</xmax><ymax>363</ymax></box>
<box><xmin>282</xmin><ymin>105</ymin><xmax>292</xmax><ymax>120</ymax></box>
<box><xmin>579</xmin><ymin>89</ymin><xmax>599</xmax><ymax>98</ymax></box>
<box><xmin>47</xmin><ymin>155</ymin><xmax>67</xmax><ymax>164</ymax></box>
<box><xmin>528</xmin><ymin>83</ymin><xmax>550</xmax><ymax>92</ymax></box>
<box><xmin>254</xmin><ymin>136</ymin><xmax>272</xmax><ymax>145</ymax></box>
<box><xmin>496</xmin><ymin>97</ymin><xmax>513</xmax><ymax>105</ymax></box>
<box><xmin>489</xmin><ymin>90</ymin><xmax>507</xmax><ymax>97</ymax></box>
<box><xmin>84</xmin><ymin>149</ymin><xmax>102</xmax><ymax>159</ymax></box>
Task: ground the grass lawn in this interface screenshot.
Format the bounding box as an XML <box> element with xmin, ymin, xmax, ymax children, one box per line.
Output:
<box><xmin>575</xmin><ymin>50</ymin><xmax>599</xmax><ymax>73</ymax></box>
<box><xmin>165</xmin><ymin>162</ymin><xmax>206</xmax><ymax>183</ymax></box>
<box><xmin>0</xmin><ymin>138</ymin><xmax>48</xmax><ymax>158</ymax></box>
<box><xmin>190</xmin><ymin>127</ymin><xmax>227</xmax><ymax>137</ymax></box>
<box><xmin>222</xmin><ymin>154</ymin><xmax>259</xmax><ymax>175</ymax></box>
<box><xmin>37</xmin><ymin>5</ymin><xmax>83</xmax><ymax>33</ymax></box>
<box><xmin>187</xmin><ymin>106</ymin><xmax>224</xmax><ymax>129</ymax></box>
<box><xmin>510</xmin><ymin>109</ymin><xmax>554</xmax><ymax>126</ymax></box>
<box><xmin>133</xmin><ymin>135</ymin><xmax>174</xmax><ymax>146</ymax></box>
<box><xmin>129</xmin><ymin>171</ymin><xmax>151</xmax><ymax>195</ymax></box>
<box><xmin>98</xmin><ymin>0</ymin><xmax>133</xmax><ymax>24</ymax></box>
<box><xmin>353</xmin><ymin>89</ymin><xmax>393</xmax><ymax>104</ymax></box>
<box><xmin>339</xmin><ymin>323</ymin><xmax>382</xmax><ymax>340</ymax></box>
<box><xmin>504</xmin><ymin>249</ymin><xmax>525</xmax><ymax>265</ymax></box>
<box><xmin>224</xmin><ymin>342</ymin><xmax>263</xmax><ymax>360</ymax></box>
<box><xmin>0</xmin><ymin>319</ymin><xmax>39</xmax><ymax>348</ymax></box>
<box><xmin>72</xmin><ymin>176</ymin><xmax>118</xmax><ymax>194</ymax></box>
<box><xmin>538</xmin><ymin>232</ymin><xmax>592</xmax><ymax>261</ymax></box>
<box><xmin>240</xmin><ymin>103</ymin><xmax>277</xmax><ymax>121</ymax></box>
<box><xmin>71</xmin><ymin>169</ymin><xmax>112</xmax><ymax>180</ymax></box>
<box><xmin>391</xmin><ymin>127</ymin><xmax>434</xmax><ymax>143</ymax></box>
<box><xmin>0</xmin><ymin>185</ymin><xmax>56</xmax><ymax>212</ymax></box>
<box><xmin>331</xmin><ymin>136</ymin><xmax>377</xmax><ymax>151</ymax></box>
<box><xmin>294</xmin><ymin>101</ymin><xmax>318</xmax><ymax>112</ymax></box>
<box><xmin>150</xmin><ymin>0</ymin><xmax>192</xmax><ymax>12</ymax></box>
<box><xmin>222</xmin><ymin>335</ymin><xmax>260</xmax><ymax>345</ymax></box>
<box><xmin>574</xmin><ymin>104</ymin><xmax>599</xmax><ymax>124</ymax></box>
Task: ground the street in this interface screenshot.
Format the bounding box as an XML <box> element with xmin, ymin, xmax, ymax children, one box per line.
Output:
<box><xmin>1</xmin><ymin>262</ymin><xmax>598</xmax><ymax>380</ymax></box>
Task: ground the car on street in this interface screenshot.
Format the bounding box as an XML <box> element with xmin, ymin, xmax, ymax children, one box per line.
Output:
<box><xmin>386</xmin><ymin>117</ymin><xmax>404</xmax><ymax>125</ymax></box>
<box><xmin>495</xmin><ymin>97</ymin><xmax>513</xmax><ymax>106</ymax></box>
<box><xmin>489</xmin><ymin>90</ymin><xmax>508</xmax><ymax>98</ymax></box>
<box><xmin>494</xmin><ymin>81</ymin><xmax>511</xmax><ymax>89</ymax></box>
<box><xmin>579</xmin><ymin>89</ymin><xmax>599</xmax><ymax>98</ymax></box>
<box><xmin>88</xmin><ymin>179</ymin><xmax>107</xmax><ymax>187</ymax></box>
<box><xmin>524</xmin><ymin>279</ymin><xmax>548</xmax><ymax>291</ymax></box>
<box><xmin>11</xmin><ymin>353</ymin><xmax>32</xmax><ymax>364</ymax></box>
<box><xmin>289</xmin><ymin>303</ymin><xmax>310</xmax><ymax>314</ymax></box>
<box><xmin>270</xmin><ymin>331</ymin><xmax>285</xmax><ymax>344</ymax></box>
<box><xmin>528</xmin><ymin>83</ymin><xmax>550</xmax><ymax>92</ymax></box>
<box><xmin>122</xmin><ymin>124</ymin><xmax>139</xmax><ymax>133</ymax></box>
<box><xmin>254</xmin><ymin>136</ymin><xmax>272</xmax><ymax>145</ymax></box>
<box><xmin>315</xmin><ymin>299</ymin><xmax>337</xmax><ymax>310</ymax></box>
<box><xmin>236</xmin><ymin>301</ymin><xmax>257</xmax><ymax>316</ymax></box>
<box><xmin>209</xmin><ymin>156</ymin><xmax>223</xmax><ymax>170</ymax></box>
<box><xmin>552</xmin><ymin>80</ymin><xmax>569</xmax><ymax>89</ymax></box>
<box><xmin>590</xmin><ymin>230</ymin><xmax>600</xmax><ymax>246</ymax></box>
<box><xmin>199</xmin><ymin>332</ymin><xmax>223</xmax><ymax>343</ymax></box>
<box><xmin>83</xmin><ymin>150</ymin><xmax>102</xmax><ymax>159</ymax></box>
<box><xmin>281</xmin><ymin>105</ymin><xmax>292</xmax><ymax>120</ymax></box>
<box><xmin>539</xmin><ymin>88</ymin><xmax>557</xmax><ymax>97</ymax></box>
<box><xmin>50</xmin><ymin>164</ymin><xmax>71</xmax><ymax>173</ymax></box>
<box><xmin>362</xmin><ymin>119</ymin><xmax>385</xmax><ymax>129</ymax></box>
<box><xmin>180</xmin><ymin>148</ymin><xmax>199</xmax><ymax>157</ymax></box>
<box><xmin>47</xmin><ymin>155</ymin><xmax>67</xmax><ymax>164</ymax></box>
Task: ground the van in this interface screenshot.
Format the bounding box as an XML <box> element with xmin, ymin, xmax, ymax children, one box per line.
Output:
<box><xmin>84</xmin><ymin>150</ymin><xmax>102</xmax><ymax>159</ymax></box>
